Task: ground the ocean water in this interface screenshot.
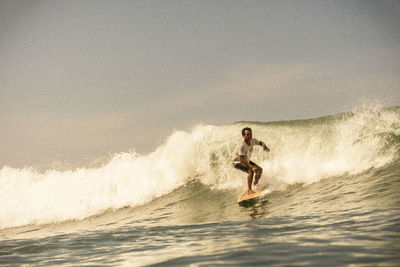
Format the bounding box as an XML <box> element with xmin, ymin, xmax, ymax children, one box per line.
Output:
<box><xmin>1</xmin><ymin>106</ymin><xmax>400</xmax><ymax>266</ymax></box>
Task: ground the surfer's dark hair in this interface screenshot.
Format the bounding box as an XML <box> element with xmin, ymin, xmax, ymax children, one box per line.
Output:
<box><xmin>242</xmin><ymin>127</ymin><xmax>252</xmax><ymax>136</ymax></box>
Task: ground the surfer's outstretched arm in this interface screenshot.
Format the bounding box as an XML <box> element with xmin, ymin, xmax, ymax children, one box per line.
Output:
<box><xmin>258</xmin><ymin>141</ymin><xmax>270</xmax><ymax>152</ymax></box>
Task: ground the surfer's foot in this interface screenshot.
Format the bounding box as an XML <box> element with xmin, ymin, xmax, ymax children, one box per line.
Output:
<box><xmin>248</xmin><ymin>189</ymin><xmax>256</xmax><ymax>195</ymax></box>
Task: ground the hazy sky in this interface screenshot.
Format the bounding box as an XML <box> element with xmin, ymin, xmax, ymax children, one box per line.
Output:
<box><xmin>1</xmin><ymin>0</ymin><xmax>399</xmax><ymax>167</ymax></box>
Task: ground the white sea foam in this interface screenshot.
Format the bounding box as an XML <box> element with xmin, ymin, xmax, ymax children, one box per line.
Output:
<box><xmin>250</xmin><ymin>106</ymin><xmax>399</xmax><ymax>190</ymax></box>
<box><xmin>0</xmin><ymin>106</ymin><xmax>399</xmax><ymax>229</ymax></box>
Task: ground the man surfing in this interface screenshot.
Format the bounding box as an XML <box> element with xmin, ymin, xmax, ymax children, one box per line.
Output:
<box><xmin>232</xmin><ymin>127</ymin><xmax>270</xmax><ymax>195</ymax></box>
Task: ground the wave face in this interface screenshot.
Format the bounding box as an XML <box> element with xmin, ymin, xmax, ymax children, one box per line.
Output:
<box><xmin>1</xmin><ymin>106</ymin><xmax>399</xmax><ymax>229</ymax></box>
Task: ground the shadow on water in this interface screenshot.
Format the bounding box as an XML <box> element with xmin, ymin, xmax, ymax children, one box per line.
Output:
<box><xmin>239</xmin><ymin>196</ymin><xmax>270</xmax><ymax>219</ymax></box>
<box><xmin>119</xmin><ymin>179</ymin><xmax>275</xmax><ymax>226</ymax></box>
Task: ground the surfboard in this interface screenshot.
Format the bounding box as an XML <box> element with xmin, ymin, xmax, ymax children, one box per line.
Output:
<box><xmin>237</xmin><ymin>187</ymin><xmax>268</xmax><ymax>205</ymax></box>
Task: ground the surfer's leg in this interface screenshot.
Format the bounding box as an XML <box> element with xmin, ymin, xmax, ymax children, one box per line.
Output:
<box><xmin>247</xmin><ymin>169</ymin><xmax>256</xmax><ymax>194</ymax></box>
<box><xmin>233</xmin><ymin>162</ymin><xmax>256</xmax><ymax>194</ymax></box>
<box><xmin>254</xmin><ymin>169</ymin><xmax>262</xmax><ymax>185</ymax></box>
<box><xmin>251</xmin><ymin>162</ymin><xmax>263</xmax><ymax>185</ymax></box>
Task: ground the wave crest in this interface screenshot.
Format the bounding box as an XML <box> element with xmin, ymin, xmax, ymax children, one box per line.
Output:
<box><xmin>1</xmin><ymin>106</ymin><xmax>399</xmax><ymax>229</ymax></box>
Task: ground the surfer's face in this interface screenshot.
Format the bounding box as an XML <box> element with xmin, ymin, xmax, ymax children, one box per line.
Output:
<box><xmin>243</xmin><ymin>130</ymin><xmax>252</xmax><ymax>142</ymax></box>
